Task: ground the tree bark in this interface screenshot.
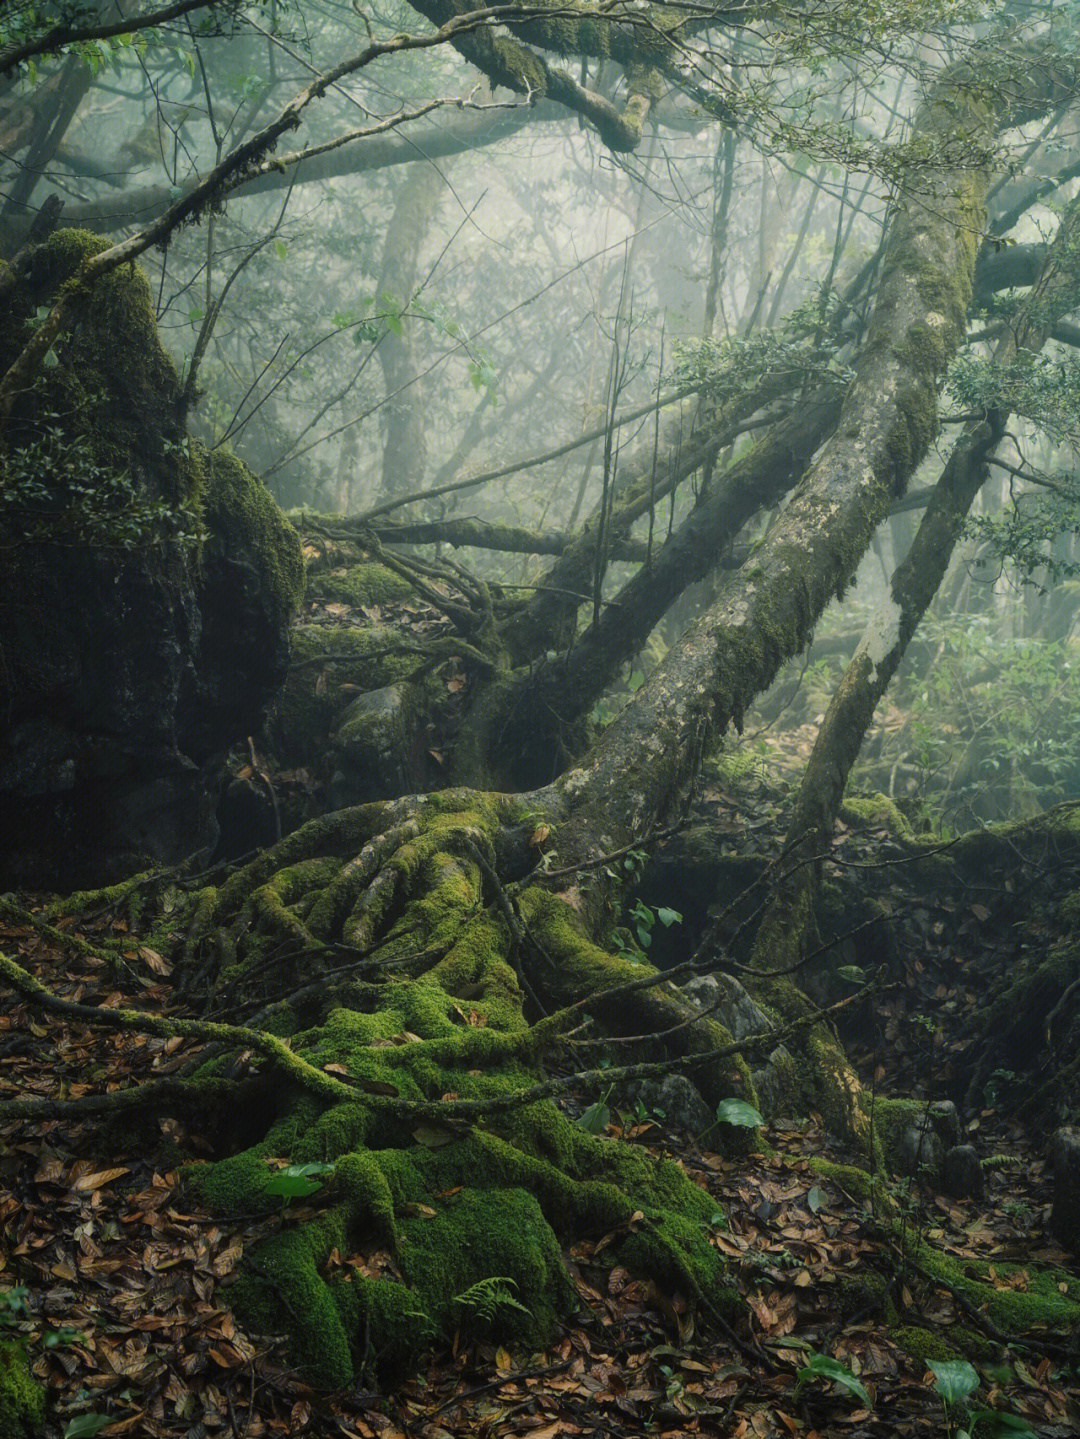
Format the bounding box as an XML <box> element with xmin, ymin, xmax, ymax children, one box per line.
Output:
<box><xmin>748</xmin><ymin>190</ymin><xmax>1080</xmax><ymax>979</ymax></box>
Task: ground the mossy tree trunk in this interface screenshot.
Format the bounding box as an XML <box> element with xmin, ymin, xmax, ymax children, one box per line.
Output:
<box><xmin>374</xmin><ymin>166</ymin><xmax>445</xmax><ymax>501</ymax></box>
<box><xmin>749</xmin><ymin>189</ymin><xmax>1080</xmax><ymax>999</ymax></box>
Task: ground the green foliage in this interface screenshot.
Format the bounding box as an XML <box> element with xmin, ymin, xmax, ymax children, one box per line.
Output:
<box><xmin>452</xmin><ymin>1276</ymin><xmax>532</xmax><ymax>1327</ymax></box>
<box><xmin>949</xmin><ymin>350</ymin><xmax>1080</xmax><ymax>447</ymax></box>
<box><xmin>610</xmin><ymin>899</ymin><xmax>682</xmax><ymax>954</ymax></box>
<box><xmin>854</xmin><ymin>615</ymin><xmax>1080</xmax><ymax>823</ymax></box>
<box><xmin>263</xmin><ymin>1160</ymin><xmax>335</xmax><ymax>1205</ymax></box>
<box><xmin>63</xmin><ymin>1416</ymin><xmax>113</xmax><ymax>1439</ymax></box>
<box><xmin>670</xmin><ymin>298</ymin><xmax>850</xmax><ymax>405</ymax></box>
<box><xmin>794</xmin><ymin>1351</ymin><xmax>872</xmax><ymax>1407</ymax></box>
<box><xmin>714</xmin><ymin>1099</ymin><xmax>764</xmax><ymax>1129</ymax></box>
<box><xmin>930</xmin><ymin>1358</ymin><xmax>980</xmax><ymax>1406</ymax></box>
<box><xmin>965</xmin><ymin>1410</ymin><xmax>1038</xmax><ymax>1439</ymax></box>
<box><xmin>576</xmin><ymin>1084</ymin><xmax>614</xmax><ymax>1135</ymax></box>
<box><xmin>0</xmin><ymin>411</ymin><xmax>202</xmax><ymax>550</ymax></box>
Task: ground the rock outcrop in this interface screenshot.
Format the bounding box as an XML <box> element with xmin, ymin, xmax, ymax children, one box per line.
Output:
<box><xmin>0</xmin><ymin>230</ymin><xmax>303</xmax><ymax>886</ymax></box>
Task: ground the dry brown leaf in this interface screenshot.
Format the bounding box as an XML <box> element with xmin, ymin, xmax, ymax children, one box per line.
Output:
<box><xmin>73</xmin><ymin>1167</ymin><xmax>129</xmax><ymax>1193</ymax></box>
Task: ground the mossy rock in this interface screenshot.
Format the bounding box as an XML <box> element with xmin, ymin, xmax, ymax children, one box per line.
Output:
<box><xmin>839</xmin><ymin>792</ymin><xmax>916</xmax><ymax>845</ymax></box>
<box><xmin>272</xmin><ymin>624</ymin><xmax>419</xmax><ymax>765</ymax></box>
<box><xmin>0</xmin><ymin>228</ymin><xmax>199</xmax><ymax>507</ymax></box>
<box><xmin>307</xmin><ymin>563</ymin><xmax>416</xmax><ymax>609</ymax></box>
<box><xmin>891</xmin><ymin>1324</ymin><xmax>965</xmax><ymax>1367</ymax></box>
<box><xmin>0</xmin><ymin>228</ymin><xmax>304</xmax><ymax>885</ymax></box>
<box><xmin>0</xmin><ymin>1342</ymin><xmax>45</xmax><ymax>1439</ymax></box>
<box><xmin>808</xmin><ymin>1159</ymin><xmax>898</xmax><ymax>1215</ymax></box>
<box><xmin>202</xmin><ymin>450</ymin><xmax>304</xmax><ymax>633</ymax></box>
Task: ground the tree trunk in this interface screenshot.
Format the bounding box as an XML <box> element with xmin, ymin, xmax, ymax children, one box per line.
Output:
<box><xmin>749</xmin><ymin>189</ymin><xmax>1080</xmax><ymax>981</ymax></box>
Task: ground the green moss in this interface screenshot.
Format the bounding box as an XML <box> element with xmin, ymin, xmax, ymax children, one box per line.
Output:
<box><xmin>202</xmin><ymin>449</ymin><xmax>304</xmax><ymax>628</ymax></box>
<box><xmin>892</xmin><ymin>1324</ymin><xmax>964</xmax><ymax>1366</ymax></box>
<box><xmin>225</xmin><ymin>1208</ymin><xmax>354</xmax><ymax>1389</ymax></box>
<box><xmin>2</xmin><ymin>228</ymin><xmax>201</xmax><ymax>511</ymax></box>
<box><xmin>183</xmin><ymin>799</ymin><xmax>744</xmax><ymax>1387</ymax></box>
<box><xmin>835</xmin><ymin>1270</ymin><xmax>891</xmax><ymax>1321</ymax></box>
<box><xmin>907</xmin><ymin>1238</ymin><xmax>1080</xmax><ymax>1334</ymax></box>
<box><xmin>0</xmin><ymin>1341</ymin><xmax>45</xmax><ymax>1439</ymax></box>
<box><xmin>808</xmin><ymin>1159</ymin><xmax>897</xmax><ymax>1215</ymax></box>
<box><xmin>839</xmin><ymin>793</ymin><xmax>916</xmax><ymax>843</ymax></box>
<box><xmin>747</xmin><ymin>967</ymin><xmax>871</xmax><ymax>1148</ymax></box>
<box><xmin>1061</xmin><ymin>891</ymin><xmax>1080</xmax><ymax>931</ymax></box>
<box><xmin>189</xmin><ymin>1045</ymin><xmax>730</xmax><ymax>1386</ymax></box>
<box><xmin>521</xmin><ymin>888</ymin><xmax>758</xmax><ymax>1112</ymax></box>
<box><xmin>306</xmin><ymin>563</ymin><xmax>414</xmax><ymax>608</ymax></box>
<box><xmin>272</xmin><ymin>624</ymin><xmax>418</xmax><ymax>762</ymax></box>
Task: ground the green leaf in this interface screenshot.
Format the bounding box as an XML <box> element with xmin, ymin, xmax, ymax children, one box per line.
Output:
<box><xmin>577</xmin><ymin>1084</ymin><xmax>614</xmax><ymax>1135</ymax></box>
<box><xmin>837</xmin><ymin>965</ymin><xmax>867</xmax><ymax>984</ymax></box>
<box><xmin>274</xmin><ymin>240</ymin><xmax>288</xmax><ymax>260</ymax></box>
<box><xmin>929</xmin><ymin>1360</ymin><xmax>979</xmax><ymax>1406</ymax></box>
<box><xmin>636</xmin><ymin>926</ymin><xmax>652</xmax><ymax>949</ymax></box>
<box><xmin>656</xmin><ymin>907</ymin><xmax>682</xmax><ymax>927</ymax></box>
<box><xmin>577</xmin><ymin>1100</ymin><xmax>610</xmax><ymax>1134</ymax></box>
<box><xmin>263</xmin><ymin>1162</ymin><xmax>334</xmax><ymax>1201</ymax></box>
<box><xmin>715</xmin><ymin>1099</ymin><xmax>764</xmax><ymax>1129</ymax></box>
<box><xmin>806</xmin><ymin>1185</ymin><xmax>825</xmax><ymax>1214</ymax></box>
<box><xmin>969</xmin><ymin>1412</ymin><xmax>1037</xmax><ymax>1437</ymax></box>
<box><xmin>795</xmin><ymin>1353</ymin><xmax>872</xmax><ymax>1407</ymax></box>
<box><xmin>64</xmin><ymin>1417</ymin><xmax>113</xmax><ymax>1439</ymax></box>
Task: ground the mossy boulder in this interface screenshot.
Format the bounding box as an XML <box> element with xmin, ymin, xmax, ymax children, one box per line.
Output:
<box><xmin>271</xmin><ymin>624</ymin><xmax>419</xmax><ymax>766</ymax></box>
<box><xmin>0</xmin><ymin>229</ymin><xmax>303</xmax><ymax>886</ymax></box>
<box><xmin>306</xmin><ymin>562</ymin><xmax>416</xmax><ymax>609</ymax></box>
<box><xmin>0</xmin><ymin>1343</ymin><xmax>44</xmax><ymax>1439</ymax></box>
<box><xmin>891</xmin><ymin>1324</ymin><xmax>965</xmax><ymax>1367</ymax></box>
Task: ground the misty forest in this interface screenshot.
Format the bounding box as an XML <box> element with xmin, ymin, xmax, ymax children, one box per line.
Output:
<box><xmin>9</xmin><ymin>2</ymin><xmax>1080</xmax><ymax>1436</ymax></box>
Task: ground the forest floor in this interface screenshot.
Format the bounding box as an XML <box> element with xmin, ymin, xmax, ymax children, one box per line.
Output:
<box><xmin>2</xmin><ymin>866</ymin><xmax>1079</xmax><ymax>1439</ymax></box>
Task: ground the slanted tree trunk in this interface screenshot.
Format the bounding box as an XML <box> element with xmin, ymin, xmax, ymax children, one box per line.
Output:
<box><xmin>749</xmin><ymin>190</ymin><xmax>1080</xmax><ymax>981</ymax></box>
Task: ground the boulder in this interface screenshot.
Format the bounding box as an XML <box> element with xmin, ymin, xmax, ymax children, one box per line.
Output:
<box><xmin>329</xmin><ymin>682</ymin><xmax>428</xmax><ymax>809</ymax></box>
<box><xmin>896</xmin><ymin>1118</ymin><xmax>946</xmax><ymax>1182</ymax></box>
<box><xmin>0</xmin><ymin>230</ymin><xmax>303</xmax><ymax>886</ymax></box>
<box><xmin>683</xmin><ymin>972</ymin><xmax>774</xmax><ymax>1040</ymax></box>
<box><xmin>632</xmin><ymin>1073</ymin><xmax>714</xmax><ymax>1136</ymax></box>
<box><xmin>943</xmin><ymin>1144</ymin><xmax>985</xmax><ymax>1201</ymax></box>
<box><xmin>1050</xmin><ymin>1127</ymin><xmax>1080</xmax><ymax>1251</ymax></box>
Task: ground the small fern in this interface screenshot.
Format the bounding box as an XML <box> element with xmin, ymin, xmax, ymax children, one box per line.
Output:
<box><xmin>452</xmin><ymin>1276</ymin><xmax>532</xmax><ymax>1326</ymax></box>
<box><xmin>980</xmin><ymin>1153</ymin><xmax>1022</xmax><ymax>1170</ymax></box>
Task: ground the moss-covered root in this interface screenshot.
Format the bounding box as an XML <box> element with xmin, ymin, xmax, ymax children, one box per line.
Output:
<box><xmin>0</xmin><ymin>1342</ymin><xmax>45</xmax><ymax>1439</ymax></box>
<box><xmin>189</xmin><ymin>1100</ymin><xmax>733</xmax><ymax>1387</ymax></box>
<box><xmin>746</xmin><ymin>962</ymin><xmax>871</xmax><ymax>1148</ymax></box>
<box><xmin>518</xmin><ymin>888</ymin><xmax>758</xmax><ymax>1110</ymax></box>
<box><xmin>809</xmin><ymin>1158</ymin><xmax>1080</xmax><ymax>1350</ymax></box>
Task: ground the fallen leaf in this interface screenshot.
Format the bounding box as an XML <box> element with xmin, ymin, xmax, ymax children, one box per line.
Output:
<box><xmin>73</xmin><ymin>1168</ymin><xmax>129</xmax><ymax>1193</ymax></box>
